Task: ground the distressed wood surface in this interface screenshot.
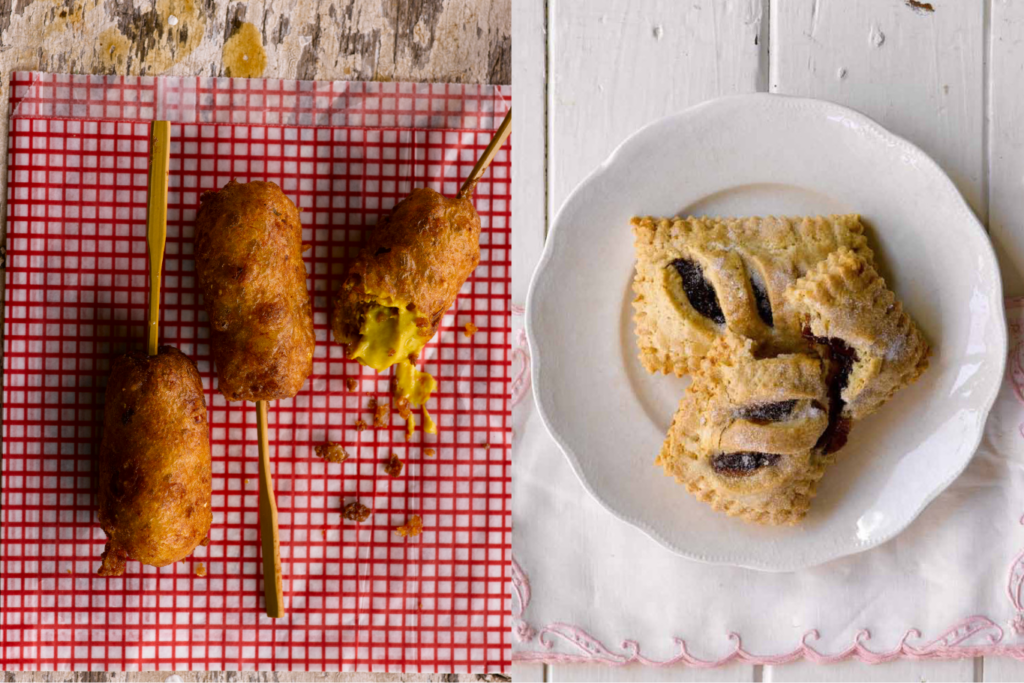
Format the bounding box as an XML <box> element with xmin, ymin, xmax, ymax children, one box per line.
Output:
<box><xmin>548</xmin><ymin>0</ymin><xmax>764</xmax><ymax>213</ymax></box>
<box><xmin>508</xmin><ymin>664</ymin><xmax>544</xmax><ymax>683</ymax></box>
<box><xmin>509</xmin><ymin>0</ymin><xmax>544</xmax><ymax>304</ymax></box>
<box><xmin>771</xmin><ymin>0</ymin><xmax>985</xmax><ymax>217</ymax></box>
<box><xmin>985</xmin><ymin>654</ymin><xmax>1024</xmax><ymax>682</ymax></box>
<box><xmin>765</xmin><ymin>658</ymin><xmax>977</xmax><ymax>682</ymax></box>
<box><xmin>525</xmin><ymin>0</ymin><xmax>1024</xmax><ymax>681</ymax></box>
<box><xmin>987</xmin><ymin>0</ymin><xmax>1024</xmax><ymax>297</ymax></box>
<box><xmin>0</xmin><ymin>675</ymin><xmax>512</xmax><ymax>682</ymax></box>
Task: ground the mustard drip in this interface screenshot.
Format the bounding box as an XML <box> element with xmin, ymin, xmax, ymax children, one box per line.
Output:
<box><xmin>394</xmin><ymin>360</ymin><xmax>437</xmax><ymax>436</ymax></box>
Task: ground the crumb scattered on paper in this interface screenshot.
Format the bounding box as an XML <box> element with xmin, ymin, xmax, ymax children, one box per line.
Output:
<box><xmin>346</xmin><ymin>378</ymin><xmax>358</xmax><ymax>391</ymax></box>
<box><xmin>374</xmin><ymin>401</ymin><xmax>390</xmax><ymax>428</ymax></box>
<box><xmin>424</xmin><ymin>448</ymin><xmax>436</xmax><ymax>458</ymax></box>
<box><xmin>355</xmin><ymin>418</ymin><xmax>368</xmax><ymax>432</ymax></box>
<box><xmin>463</xmin><ymin>322</ymin><xmax>478</xmax><ymax>338</ymax></box>
<box><xmin>195</xmin><ymin>563</ymin><xmax>207</xmax><ymax>577</ymax></box>
<box><xmin>343</xmin><ymin>501</ymin><xmax>372</xmax><ymax>523</ymax></box>
<box><xmin>384</xmin><ymin>453</ymin><xmax>404</xmax><ymax>478</ymax></box>
<box><xmin>315</xmin><ymin>442</ymin><xmax>349</xmax><ymax>463</ymax></box>
<box><xmin>395</xmin><ymin>514</ymin><xmax>423</xmax><ymax>538</ymax></box>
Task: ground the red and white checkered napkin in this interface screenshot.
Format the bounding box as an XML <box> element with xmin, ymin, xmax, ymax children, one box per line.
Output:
<box><xmin>0</xmin><ymin>72</ymin><xmax>511</xmax><ymax>673</ymax></box>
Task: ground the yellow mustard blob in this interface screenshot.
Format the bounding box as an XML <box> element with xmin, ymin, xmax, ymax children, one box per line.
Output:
<box><xmin>394</xmin><ymin>360</ymin><xmax>438</xmax><ymax>435</ymax></box>
<box><xmin>349</xmin><ymin>303</ymin><xmax>425</xmax><ymax>371</ymax></box>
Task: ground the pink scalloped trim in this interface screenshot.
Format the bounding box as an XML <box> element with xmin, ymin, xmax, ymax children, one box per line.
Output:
<box><xmin>512</xmin><ymin>298</ymin><xmax>1024</xmax><ymax>667</ymax></box>
<box><xmin>513</xmin><ymin>619</ymin><xmax>1024</xmax><ymax>666</ymax></box>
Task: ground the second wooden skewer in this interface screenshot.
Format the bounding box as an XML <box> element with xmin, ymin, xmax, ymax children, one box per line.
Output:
<box><xmin>256</xmin><ymin>400</ymin><xmax>285</xmax><ymax>618</ymax></box>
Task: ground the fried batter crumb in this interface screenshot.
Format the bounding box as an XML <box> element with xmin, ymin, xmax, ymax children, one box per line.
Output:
<box><xmin>424</xmin><ymin>448</ymin><xmax>436</xmax><ymax>458</ymax></box>
<box><xmin>345</xmin><ymin>378</ymin><xmax>358</xmax><ymax>391</ymax></box>
<box><xmin>343</xmin><ymin>501</ymin><xmax>372</xmax><ymax>523</ymax></box>
<box><xmin>355</xmin><ymin>418</ymin><xmax>368</xmax><ymax>432</ymax></box>
<box><xmin>395</xmin><ymin>514</ymin><xmax>424</xmax><ymax>538</ymax></box>
<box><xmin>302</xmin><ymin>243</ymin><xmax>312</xmax><ymax>253</ymax></box>
<box><xmin>194</xmin><ymin>563</ymin><xmax>207</xmax><ymax>577</ymax></box>
<box><xmin>374</xmin><ymin>401</ymin><xmax>390</xmax><ymax>428</ymax></box>
<box><xmin>395</xmin><ymin>397</ymin><xmax>412</xmax><ymax>420</ymax></box>
<box><xmin>463</xmin><ymin>322</ymin><xmax>478</xmax><ymax>337</ymax></box>
<box><xmin>367</xmin><ymin>397</ymin><xmax>378</xmax><ymax>410</ymax></box>
<box><xmin>315</xmin><ymin>442</ymin><xmax>349</xmax><ymax>463</ymax></box>
<box><xmin>384</xmin><ymin>453</ymin><xmax>404</xmax><ymax>477</ymax></box>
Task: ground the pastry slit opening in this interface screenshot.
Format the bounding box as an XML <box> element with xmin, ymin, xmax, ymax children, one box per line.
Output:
<box><xmin>747</xmin><ymin>265</ymin><xmax>774</xmax><ymax>327</ymax></box>
<box><xmin>712</xmin><ymin>452</ymin><xmax>781</xmax><ymax>476</ymax></box>
<box><xmin>804</xmin><ymin>328</ymin><xmax>858</xmax><ymax>455</ymax></box>
<box><xmin>735</xmin><ymin>399</ymin><xmax>797</xmax><ymax>424</ymax></box>
<box><xmin>669</xmin><ymin>258</ymin><xmax>726</xmax><ymax>325</ymax></box>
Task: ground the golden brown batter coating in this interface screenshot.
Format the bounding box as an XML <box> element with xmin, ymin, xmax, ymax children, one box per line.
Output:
<box><xmin>331</xmin><ymin>187</ymin><xmax>481</xmax><ymax>361</ymax></box>
<box><xmin>97</xmin><ymin>346</ymin><xmax>211</xmax><ymax>576</ymax></box>
<box><xmin>194</xmin><ymin>180</ymin><xmax>315</xmax><ymax>401</ymax></box>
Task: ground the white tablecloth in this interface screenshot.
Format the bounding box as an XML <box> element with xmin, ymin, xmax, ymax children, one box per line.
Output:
<box><xmin>512</xmin><ymin>300</ymin><xmax>1024</xmax><ymax>667</ymax></box>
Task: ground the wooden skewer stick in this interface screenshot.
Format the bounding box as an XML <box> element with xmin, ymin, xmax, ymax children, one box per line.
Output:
<box><xmin>459</xmin><ymin>108</ymin><xmax>512</xmax><ymax>198</ymax></box>
<box><xmin>146</xmin><ymin>121</ymin><xmax>171</xmax><ymax>357</ymax></box>
<box><xmin>256</xmin><ymin>400</ymin><xmax>285</xmax><ymax>618</ymax></box>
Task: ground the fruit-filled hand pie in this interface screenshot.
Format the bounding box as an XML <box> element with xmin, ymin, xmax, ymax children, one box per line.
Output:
<box><xmin>636</xmin><ymin>214</ymin><xmax>929</xmax><ymax>525</ymax></box>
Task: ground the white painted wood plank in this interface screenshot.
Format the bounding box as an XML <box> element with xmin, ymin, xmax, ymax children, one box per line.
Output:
<box><xmin>549</xmin><ymin>0</ymin><xmax>765</xmax><ymax>210</ymax></box>
<box><xmin>550</xmin><ymin>662</ymin><xmax>756</xmax><ymax>682</ymax></box>
<box><xmin>771</xmin><ymin>0</ymin><xmax>986</xmax><ymax>216</ymax></box>
<box><xmin>512</xmin><ymin>662</ymin><xmax>548</xmax><ymax>682</ymax></box>
<box><xmin>511</xmin><ymin>0</ymin><xmax>548</xmax><ymax>301</ymax></box>
<box><xmin>545</xmin><ymin>1</ymin><xmax>765</xmax><ymax>681</ymax></box>
<box><xmin>983</xmin><ymin>655</ymin><xmax>1024</xmax><ymax>682</ymax></box>
<box><xmin>767</xmin><ymin>657</ymin><xmax>975</xmax><ymax>682</ymax></box>
<box><xmin>986</xmin><ymin>0</ymin><xmax>1024</xmax><ymax>296</ymax></box>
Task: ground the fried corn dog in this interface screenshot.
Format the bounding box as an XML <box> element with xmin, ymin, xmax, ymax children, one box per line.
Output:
<box><xmin>331</xmin><ymin>187</ymin><xmax>481</xmax><ymax>433</ymax></box>
<box><xmin>194</xmin><ymin>180</ymin><xmax>315</xmax><ymax>401</ymax></box>
<box><xmin>97</xmin><ymin>346</ymin><xmax>211</xmax><ymax>576</ymax></box>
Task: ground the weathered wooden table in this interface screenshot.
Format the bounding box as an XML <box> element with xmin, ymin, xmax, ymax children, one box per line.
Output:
<box><xmin>512</xmin><ymin>0</ymin><xmax>1024</xmax><ymax>681</ymax></box>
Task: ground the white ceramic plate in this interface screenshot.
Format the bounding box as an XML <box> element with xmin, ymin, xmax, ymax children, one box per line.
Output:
<box><xmin>525</xmin><ymin>94</ymin><xmax>1006</xmax><ymax>572</ymax></box>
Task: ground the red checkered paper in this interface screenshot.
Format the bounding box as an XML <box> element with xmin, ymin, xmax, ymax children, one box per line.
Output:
<box><xmin>1</xmin><ymin>74</ymin><xmax>511</xmax><ymax>673</ymax></box>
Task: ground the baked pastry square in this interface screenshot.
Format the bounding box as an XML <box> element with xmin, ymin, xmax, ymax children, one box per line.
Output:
<box><xmin>656</xmin><ymin>334</ymin><xmax>834</xmax><ymax>525</ymax></box>
<box><xmin>632</xmin><ymin>214</ymin><xmax>873</xmax><ymax>376</ymax></box>
<box><xmin>784</xmin><ymin>247</ymin><xmax>930</xmax><ymax>422</ymax></box>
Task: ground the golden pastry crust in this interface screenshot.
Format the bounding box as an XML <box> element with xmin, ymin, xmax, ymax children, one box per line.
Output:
<box><xmin>331</xmin><ymin>187</ymin><xmax>481</xmax><ymax>355</ymax></box>
<box><xmin>656</xmin><ymin>335</ymin><xmax>833</xmax><ymax>525</ymax></box>
<box><xmin>784</xmin><ymin>247</ymin><xmax>930</xmax><ymax>421</ymax></box>
<box><xmin>632</xmin><ymin>214</ymin><xmax>873</xmax><ymax>376</ymax></box>
<box><xmin>97</xmin><ymin>346</ymin><xmax>212</xmax><ymax>575</ymax></box>
<box><xmin>194</xmin><ymin>180</ymin><xmax>315</xmax><ymax>401</ymax></box>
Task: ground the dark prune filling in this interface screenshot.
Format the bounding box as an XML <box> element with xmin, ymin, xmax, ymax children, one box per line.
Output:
<box><xmin>804</xmin><ymin>328</ymin><xmax>859</xmax><ymax>455</ymax></box>
<box><xmin>712</xmin><ymin>452</ymin><xmax>781</xmax><ymax>476</ymax></box>
<box><xmin>737</xmin><ymin>399</ymin><xmax>797</xmax><ymax>424</ymax></box>
<box><xmin>670</xmin><ymin>258</ymin><xmax>725</xmax><ymax>324</ymax></box>
<box><xmin>750</xmin><ymin>276</ymin><xmax>774</xmax><ymax>327</ymax></box>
